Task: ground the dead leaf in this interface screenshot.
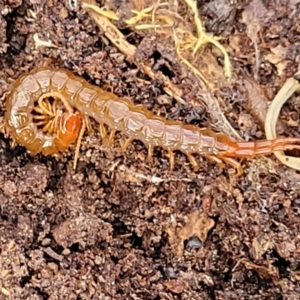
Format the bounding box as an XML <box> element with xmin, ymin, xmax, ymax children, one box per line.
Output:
<box><xmin>264</xmin><ymin>45</ymin><xmax>289</xmax><ymax>76</ymax></box>
<box><xmin>166</xmin><ymin>211</ymin><xmax>215</xmax><ymax>256</ymax></box>
<box><xmin>251</xmin><ymin>235</ymin><xmax>273</xmax><ymax>260</ymax></box>
<box><xmin>164</xmin><ymin>279</ymin><xmax>188</xmax><ymax>294</ymax></box>
<box><xmin>241</xmin><ymin>0</ymin><xmax>272</xmax><ymax>79</ymax></box>
<box><xmin>242</xmin><ymin>73</ymin><xmax>269</xmax><ymax>127</ymax></box>
<box><xmin>234</xmin><ymin>258</ymin><xmax>279</xmax><ymax>279</ymax></box>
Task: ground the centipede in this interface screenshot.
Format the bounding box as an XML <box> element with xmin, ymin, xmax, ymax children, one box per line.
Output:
<box><xmin>4</xmin><ymin>66</ymin><xmax>300</xmax><ymax>176</ymax></box>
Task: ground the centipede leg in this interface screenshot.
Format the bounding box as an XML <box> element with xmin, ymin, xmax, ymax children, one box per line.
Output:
<box><xmin>84</xmin><ymin>115</ymin><xmax>93</xmax><ymax>134</ymax></box>
<box><xmin>39</xmin><ymin>58</ymin><xmax>53</xmax><ymax>68</ymax></box>
<box><xmin>147</xmin><ymin>144</ymin><xmax>154</xmax><ymax>162</ymax></box>
<box><xmin>0</xmin><ymin>122</ymin><xmax>9</xmax><ymax>138</ymax></box>
<box><xmin>186</xmin><ymin>153</ymin><xmax>199</xmax><ymax>172</ymax></box>
<box><xmin>38</xmin><ymin>96</ymin><xmax>56</xmax><ymax>116</ymax></box>
<box><xmin>99</xmin><ymin>123</ymin><xmax>107</xmax><ymax>139</ymax></box>
<box><xmin>34</xmin><ymin>120</ymin><xmax>48</xmax><ymax>127</ymax></box>
<box><xmin>108</xmin><ymin>130</ymin><xmax>116</xmax><ymax>146</ymax></box>
<box><xmin>10</xmin><ymin>138</ymin><xmax>17</xmax><ymax>149</ymax></box>
<box><xmin>32</xmin><ymin>115</ymin><xmax>50</xmax><ymax>121</ymax></box>
<box><xmin>32</xmin><ymin>106</ymin><xmax>46</xmax><ymax>115</ymax></box>
<box><xmin>206</xmin><ymin>155</ymin><xmax>225</xmax><ymax>171</ymax></box>
<box><xmin>42</xmin><ymin>119</ymin><xmax>54</xmax><ymax>133</ymax></box>
<box><xmin>221</xmin><ymin>157</ymin><xmax>243</xmax><ymax>177</ymax></box>
<box><xmin>168</xmin><ymin>149</ymin><xmax>175</xmax><ymax>170</ymax></box>
<box><xmin>101</xmin><ymin>84</ymin><xmax>114</xmax><ymax>93</ymax></box>
<box><xmin>120</xmin><ymin>138</ymin><xmax>132</xmax><ymax>152</ymax></box>
<box><xmin>73</xmin><ymin>119</ymin><xmax>86</xmax><ymax>170</ymax></box>
<box><xmin>44</xmin><ymin>98</ymin><xmax>54</xmax><ymax>115</ymax></box>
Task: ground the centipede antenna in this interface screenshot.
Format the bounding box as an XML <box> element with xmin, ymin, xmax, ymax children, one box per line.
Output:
<box><xmin>73</xmin><ymin>119</ymin><xmax>86</xmax><ymax>170</ymax></box>
<box><xmin>59</xmin><ymin>94</ymin><xmax>74</xmax><ymax>114</ymax></box>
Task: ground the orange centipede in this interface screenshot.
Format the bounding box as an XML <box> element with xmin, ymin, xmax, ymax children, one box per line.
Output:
<box><xmin>5</xmin><ymin>66</ymin><xmax>300</xmax><ymax>176</ymax></box>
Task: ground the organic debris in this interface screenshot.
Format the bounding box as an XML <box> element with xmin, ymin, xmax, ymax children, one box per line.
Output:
<box><xmin>82</xmin><ymin>0</ymin><xmax>232</xmax><ymax>89</ymax></box>
<box><xmin>0</xmin><ymin>0</ymin><xmax>300</xmax><ymax>298</ymax></box>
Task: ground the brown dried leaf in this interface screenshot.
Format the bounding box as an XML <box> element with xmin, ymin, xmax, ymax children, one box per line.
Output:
<box><xmin>264</xmin><ymin>45</ymin><xmax>289</xmax><ymax>76</ymax></box>
<box><xmin>167</xmin><ymin>211</ymin><xmax>215</xmax><ymax>256</ymax></box>
<box><xmin>275</xmin><ymin>241</ymin><xmax>296</xmax><ymax>259</ymax></box>
<box><xmin>242</xmin><ymin>73</ymin><xmax>269</xmax><ymax>127</ymax></box>
<box><xmin>178</xmin><ymin>211</ymin><xmax>215</xmax><ymax>244</ymax></box>
<box><xmin>164</xmin><ymin>279</ymin><xmax>188</xmax><ymax>294</ymax></box>
<box><xmin>242</xmin><ymin>0</ymin><xmax>269</xmax><ymax>36</ymax></box>
<box><xmin>241</xmin><ymin>0</ymin><xmax>271</xmax><ymax>79</ymax></box>
<box><xmin>52</xmin><ymin>214</ymin><xmax>112</xmax><ymax>249</ymax></box>
<box><xmin>242</xmin><ymin>260</ymin><xmax>279</xmax><ymax>279</ymax></box>
<box><xmin>289</xmin><ymin>0</ymin><xmax>300</xmax><ymax>7</ymax></box>
<box><xmin>251</xmin><ymin>235</ymin><xmax>273</xmax><ymax>260</ymax></box>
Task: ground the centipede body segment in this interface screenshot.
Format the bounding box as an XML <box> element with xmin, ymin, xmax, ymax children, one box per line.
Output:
<box><xmin>5</xmin><ymin>67</ymin><xmax>300</xmax><ymax>176</ymax></box>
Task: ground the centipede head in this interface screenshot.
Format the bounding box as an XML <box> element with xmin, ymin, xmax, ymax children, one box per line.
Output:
<box><xmin>58</xmin><ymin>111</ymin><xmax>83</xmax><ymax>145</ymax></box>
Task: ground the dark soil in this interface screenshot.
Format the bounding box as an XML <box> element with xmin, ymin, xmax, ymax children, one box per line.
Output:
<box><xmin>1</xmin><ymin>0</ymin><xmax>300</xmax><ymax>299</ymax></box>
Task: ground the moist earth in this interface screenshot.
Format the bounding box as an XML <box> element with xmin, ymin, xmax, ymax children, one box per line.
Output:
<box><xmin>1</xmin><ymin>0</ymin><xmax>300</xmax><ymax>299</ymax></box>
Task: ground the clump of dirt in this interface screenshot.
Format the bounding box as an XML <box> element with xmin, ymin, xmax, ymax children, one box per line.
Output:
<box><xmin>1</xmin><ymin>0</ymin><xmax>300</xmax><ymax>299</ymax></box>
